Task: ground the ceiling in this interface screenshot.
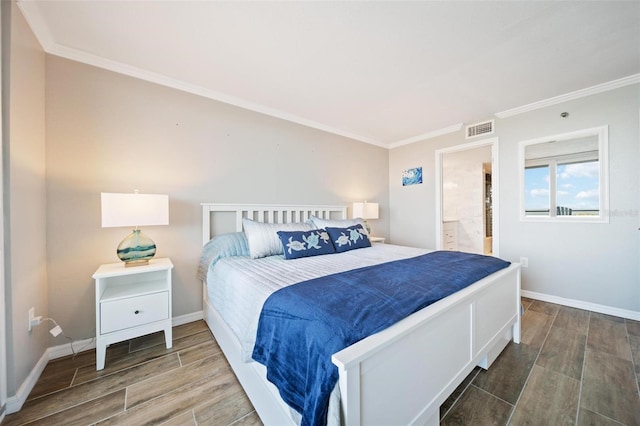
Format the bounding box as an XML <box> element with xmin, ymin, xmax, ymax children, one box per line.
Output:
<box><xmin>17</xmin><ymin>1</ymin><xmax>640</xmax><ymax>148</ymax></box>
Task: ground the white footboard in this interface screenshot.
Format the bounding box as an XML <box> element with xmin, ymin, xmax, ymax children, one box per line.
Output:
<box><xmin>332</xmin><ymin>263</ymin><xmax>521</xmax><ymax>425</ymax></box>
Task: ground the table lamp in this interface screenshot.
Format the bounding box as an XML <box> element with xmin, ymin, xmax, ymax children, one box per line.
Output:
<box><xmin>352</xmin><ymin>201</ymin><xmax>379</xmax><ymax>235</ymax></box>
<box><xmin>101</xmin><ymin>191</ymin><xmax>169</xmax><ymax>266</ymax></box>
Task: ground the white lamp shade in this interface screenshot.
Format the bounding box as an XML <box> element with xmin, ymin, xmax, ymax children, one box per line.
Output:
<box><xmin>352</xmin><ymin>202</ymin><xmax>379</xmax><ymax>220</ymax></box>
<box><xmin>101</xmin><ymin>193</ymin><xmax>169</xmax><ymax>228</ymax></box>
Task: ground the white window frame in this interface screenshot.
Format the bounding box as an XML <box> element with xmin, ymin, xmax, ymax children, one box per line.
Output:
<box><xmin>519</xmin><ymin>125</ymin><xmax>609</xmax><ymax>223</ymax></box>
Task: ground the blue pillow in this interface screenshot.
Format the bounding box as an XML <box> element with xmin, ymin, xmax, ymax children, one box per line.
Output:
<box><xmin>325</xmin><ymin>225</ymin><xmax>371</xmax><ymax>253</ymax></box>
<box><xmin>277</xmin><ymin>229</ymin><xmax>336</xmax><ymax>259</ymax></box>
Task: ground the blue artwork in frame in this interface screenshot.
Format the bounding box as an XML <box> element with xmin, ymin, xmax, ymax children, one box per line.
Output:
<box><xmin>402</xmin><ymin>167</ymin><xmax>423</xmax><ymax>186</ymax></box>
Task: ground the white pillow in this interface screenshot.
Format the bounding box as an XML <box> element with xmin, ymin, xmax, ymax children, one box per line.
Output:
<box><xmin>309</xmin><ymin>216</ymin><xmax>369</xmax><ymax>235</ymax></box>
<box><xmin>243</xmin><ymin>218</ymin><xmax>314</xmax><ymax>259</ymax></box>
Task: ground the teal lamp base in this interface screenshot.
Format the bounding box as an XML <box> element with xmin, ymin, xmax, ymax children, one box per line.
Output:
<box><xmin>117</xmin><ymin>229</ymin><xmax>156</xmax><ymax>266</ymax></box>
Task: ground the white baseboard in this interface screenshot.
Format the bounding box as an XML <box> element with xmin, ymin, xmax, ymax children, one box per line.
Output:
<box><xmin>522</xmin><ymin>290</ymin><xmax>640</xmax><ymax>321</ymax></box>
<box><xmin>47</xmin><ymin>337</ymin><xmax>97</xmax><ymax>360</ymax></box>
<box><xmin>5</xmin><ymin>349</ymin><xmax>49</xmax><ymax>414</ymax></box>
<box><xmin>47</xmin><ymin>311</ymin><xmax>204</xmax><ymax>361</ymax></box>
<box><xmin>172</xmin><ymin>310</ymin><xmax>203</xmax><ymax>327</ymax></box>
<box><xmin>5</xmin><ymin>311</ymin><xmax>204</xmax><ymax>414</ymax></box>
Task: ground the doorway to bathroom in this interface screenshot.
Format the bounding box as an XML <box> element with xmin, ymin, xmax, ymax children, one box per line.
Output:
<box><xmin>435</xmin><ymin>137</ymin><xmax>499</xmax><ymax>256</ymax></box>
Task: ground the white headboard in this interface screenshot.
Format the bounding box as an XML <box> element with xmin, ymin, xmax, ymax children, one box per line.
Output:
<box><xmin>201</xmin><ymin>203</ymin><xmax>347</xmax><ymax>245</ymax></box>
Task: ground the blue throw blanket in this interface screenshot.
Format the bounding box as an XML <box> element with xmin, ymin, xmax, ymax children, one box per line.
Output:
<box><xmin>252</xmin><ymin>250</ymin><xmax>511</xmax><ymax>426</ymax></box>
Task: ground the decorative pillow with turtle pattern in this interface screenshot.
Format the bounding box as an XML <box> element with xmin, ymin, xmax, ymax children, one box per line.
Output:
<box><xmin>276</xmin><ymin>229</ymin><xmax>336</xmax><ymax>260</ymax></box>
<box><xmin>325</xmin><ymin>224</ymin><xmax>371</xmax><ymax>253</ymax></box>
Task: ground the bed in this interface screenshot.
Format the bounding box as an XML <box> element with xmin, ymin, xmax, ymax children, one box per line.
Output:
<box><xmin>200</xmin><ymin>203</ymin><xmax>521</xmax><ymax>425</ymax></box>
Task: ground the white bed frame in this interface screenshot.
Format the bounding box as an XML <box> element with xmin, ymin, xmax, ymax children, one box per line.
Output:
<box><xmin>201</xmin><ymin>203</ymin><xmax>521</xmax><ymax>425</ymax></box>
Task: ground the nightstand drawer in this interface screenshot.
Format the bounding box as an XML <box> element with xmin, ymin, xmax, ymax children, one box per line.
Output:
<box><xmin>101</xmin><ymin>292</ymin><xmax>168</xmax><ymax>334</ymax></box>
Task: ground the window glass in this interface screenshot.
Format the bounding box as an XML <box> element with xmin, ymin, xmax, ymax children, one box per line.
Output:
<box><xmin>556</xmin><ymin>160</ymin><xmax>599</xmax><ymax>216</ymax></box>
<box><xmin>520</xmin><ymin>126</ymin><xmax>608</xmax><ymax>222</ymax></box>
<box><xmin>524</xmin><ymin>165</ymin><xmax>549</xmax><ymax>216</ymax></box>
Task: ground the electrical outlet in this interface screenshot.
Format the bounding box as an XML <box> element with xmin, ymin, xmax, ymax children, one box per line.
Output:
<box><xmin>28</xmin><ymin>307</ymin><xmax>43</xmax><ymax>332</ymax></box>
<box><xmin>520</xmin><ymin>257</ymin><xmax>529</xmax><ymax>268</ymax></box>
<box><xmin>28</xmin><ymin>307</ymin><xmax>35</xmax><ymax>332</ymax></box>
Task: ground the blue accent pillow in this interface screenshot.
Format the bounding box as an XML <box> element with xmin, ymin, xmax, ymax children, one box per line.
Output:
<box><xmin>277</xmin><ymin>229</ymin><xmax>336</xmax><ymax>260</ymax></box>
<box><xmin>325</xmin><ymin>225</ymin><xmax>371</xmax><ymax>253</ymax></box>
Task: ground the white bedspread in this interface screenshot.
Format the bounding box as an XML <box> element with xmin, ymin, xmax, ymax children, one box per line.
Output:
<box><xmin>206</xmin><ymin>243</ymin><xmax>430</xmax><ymax>361</ymax></box>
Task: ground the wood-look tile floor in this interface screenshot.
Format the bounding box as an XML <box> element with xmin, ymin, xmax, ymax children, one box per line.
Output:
<box><xmin>441</xmin><ymin>298</ymin><xmax>640</xmax><ymax>426</ymax></box>
<box><xmin>2</xmin><ymin>321</ymin><xmax>260</xmax><ymax>426</ymax></box>
<box><xmin>3</xmin><ymin>299</ymin><xmax>639</xmax><ymax>425</ymax></box>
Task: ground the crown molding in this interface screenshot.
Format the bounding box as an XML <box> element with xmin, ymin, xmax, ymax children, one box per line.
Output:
<box><xmin>16</xmin><ymin>0</ymin><xmax>55</xmax><ymax>51</ymax></box>
<box><xmin>495</xmin><ymin>74</ymin><xmax>640</xmax><ymax>119</ymax></box>
<box><xmin>17</xmin><ymin>1</ymin><xmax>387</xmax><ymax>149</ymax></box>
<box><xmin>49</xmin><ymin>44</ymin><xmax>388</xmax><ymax>148</ymax></box>
<box><xmin>388</xmin><ymin>123</ymin><xmax>463</xmax><ymax>149</ymax></box>
<box><xmin>18</xmin><ymin>1</ymin><xmax>638</xmax><ymax>151</ymax></box>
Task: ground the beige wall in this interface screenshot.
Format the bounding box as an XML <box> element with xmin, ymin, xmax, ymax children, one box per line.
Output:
<box><xmin>45</xmin><ymin>56</ymin><xmax>390</xmax><ymax>339</ymax></box>
<box><xmin>389</xmin><ymin>131</ymin><xmax>462</xmax><ymax>248</ymax></box>
<box><xmin>390</xmin><ymin>84</ymin><xmax>640</xmax><ymax>313</ymax></box>
<box><xmin>4</xmin><ymin>1</ymin><xmax>48</xmax><ymax>395</ymax></box>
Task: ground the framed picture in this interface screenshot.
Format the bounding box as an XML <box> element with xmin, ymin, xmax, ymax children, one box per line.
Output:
<box><xmin>402</xmin><ymin>167</ymin><xmax>423</xmax><ymax>186</ymax></box>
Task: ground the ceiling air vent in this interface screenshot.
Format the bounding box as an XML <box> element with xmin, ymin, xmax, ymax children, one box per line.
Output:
<box><xmin>466</xmin><ymin>120</ymin><xmax>494</xmax><ymax>139</ymax></box>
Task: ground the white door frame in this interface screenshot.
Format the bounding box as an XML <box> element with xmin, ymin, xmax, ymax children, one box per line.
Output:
<box><xmin>0</xmin><ymin>3</ymin><xmax>6</xmax><ymax>419</ymax></box>
<box><xmin>435</xmin><ymin>137</ymin><xmax>500</xmax><ymax>256</ymax></box>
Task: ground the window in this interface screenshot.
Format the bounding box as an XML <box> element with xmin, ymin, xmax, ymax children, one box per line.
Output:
<box><xmin>519</xmin><ymin>126</ymin><xmax>608</xmax><ymax>222</ymax></box>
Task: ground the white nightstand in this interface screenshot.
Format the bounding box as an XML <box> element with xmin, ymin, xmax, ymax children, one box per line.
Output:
<box><xmin>93</xmin><ymin>258</ymin><xmax>173</xmax><ymax>370</ymax></box>
<box><xmin>369</xmin><ymin>236</ymin><xmax>386</xmax><ymax>244</ymax></box>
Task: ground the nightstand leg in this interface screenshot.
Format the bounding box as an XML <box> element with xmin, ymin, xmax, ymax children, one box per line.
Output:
<box><xmin>96</xmin><ymin>339</ymin><xmax>107</xmax><ymax>370</ymax></box>
<box><xmin>164</xmin><ymin>325</ymin><xmax>173</xmax><ymax>349</ymax></box>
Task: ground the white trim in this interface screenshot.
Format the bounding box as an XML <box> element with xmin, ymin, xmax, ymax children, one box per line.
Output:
<box><xmin>389</xmin><ymin>123</ymin><xmax>463</xmax><ymax>149</ymax></box>
<box><xmin>522</xmin><ymin>290</ymin><xmax>640</xmax><ymax>321</ymax></box>
<box><xmin>172</xmin><ymin>311</ymin><xmax>203</xmax><ymax>327</ymax></box>
<box><xmin>4</xmin><ymin>312</ymin><xmax>203</xmax><ymax>413</ymax></box>
<box><xmin>47</xmin><ymin>337</ymin><xmax>96</xmax><ymax>361</ymax></box>
<box><xmin>0</xmin><ymin>2</ymin><xmax>6</xmax><ymax>416</ymax></box>
<box><xmin>496</xmin><ymin>74</ymin><xmax>640</xmax><ymax>119</ymax></box>
<box><xmin>54</xmin><ymin>44</ymin><xmax>385</xmax><ymax>148</ymax></box>
<box><xmin>15</xmin><ymin>0</ymin><xmax>55</xmax><ymax>51</ymax></box>
<box><xmin>5</xmin><ymin>350</ymin><xmax>48</xmax><ymax>414</ymax></box>
<box><xmin>435</xmin><ymin>137</ymin><xmax>500</xmax><ymax>256</ymax></box>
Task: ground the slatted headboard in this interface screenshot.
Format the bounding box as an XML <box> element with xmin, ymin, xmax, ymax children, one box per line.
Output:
<box><xmin>201</xmin><ymin>203</ymin><xmax>347</xmax><ymax>245</ymax></box>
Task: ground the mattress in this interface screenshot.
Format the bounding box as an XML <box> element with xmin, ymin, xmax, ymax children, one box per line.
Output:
<box><xmin>205</xmin><ymin>243</ymin><xmax>430</xmax><ymax>361</ymax></box>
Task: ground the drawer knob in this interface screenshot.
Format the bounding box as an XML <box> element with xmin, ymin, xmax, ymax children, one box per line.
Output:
<box><xmin>134</xmin><ymin>310</ymin><xmax>140</xmax><ymax>315</ymax></box>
